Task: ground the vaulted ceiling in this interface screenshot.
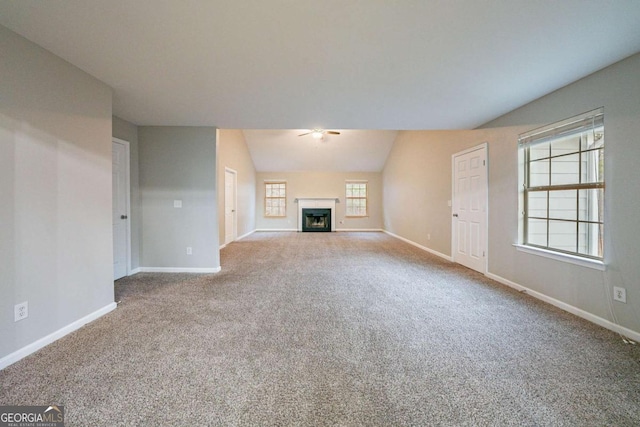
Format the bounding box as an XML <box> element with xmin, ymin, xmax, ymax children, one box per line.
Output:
<box><xmin>243</xmin><ymin>129</ymin><xmax>398</xmax><ymax>172</ymax></box>
<box><xmin>2</xmin><ymin>1</ymin><xmax>640</xmax><ymax>171</ymax></box>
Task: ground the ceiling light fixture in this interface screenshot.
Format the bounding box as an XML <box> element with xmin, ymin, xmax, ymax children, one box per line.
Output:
<box><xmin>298</xmin><ymin>129</ymin><xmax>341</xmax><ymax>138</ymax></box>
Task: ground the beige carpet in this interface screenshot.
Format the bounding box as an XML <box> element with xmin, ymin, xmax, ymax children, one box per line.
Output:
<box><xmin>1</xmin><ymin>231</ymin><xmax>639</xmax><ymax>426</ymax></box>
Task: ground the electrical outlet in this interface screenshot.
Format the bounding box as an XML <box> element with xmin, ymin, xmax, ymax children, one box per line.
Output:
<box><xmin>186</xmin><ymin>247</ymin><xmax>192</xmax><ymax>255</ymax></box>
<box><xmin>14</xmin><ymin>301</ymin><xmax>28</xmax><ymax>322</ymax></box>
<box><xmin>174</xmin><ymin>200</ymin><xmax>182</xmax><ymax>208</ymax></box>
<box><xmin>427</xmin><ymin>233</ymin><xmax>431</xmax><ymax>240</ymax></box>
<box><xmin>613</xmin><ymin>287</ymin><xmax>626</xmax><ymax>303</ymax></box>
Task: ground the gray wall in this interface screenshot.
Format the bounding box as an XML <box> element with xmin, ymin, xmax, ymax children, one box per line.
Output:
<box><xmin>479</xmin><ymin>53</ymin><xmax>640</xmax><ymax>334</ymax></box>
<box><xmin>112</xmin><ymin>115</ymin><xmax>141</xmax><ymax>270</ymax></box>
<box><xmin>256</xmin><ymin>171</ymin><xmax>383</xmax><ymax>230</ymax></box>
<box><xmin>0</xmin><ymin>26</ymin><xmax>114</xmax><ymax>361</ymax></box>
<box><xmin>383</xmin><ymin>130</ymin><xmax>479</xmax><ymax>256</ymax></box>
<box><xmin>217</xmin><ymin>129</ymin><xmax>256</xmax><ymax>243</ymax></box>
<box><xmin>382</xmin><ymin>52</ymin><xmax>640</xmax><ymax>335</ymax></box>
<box><xmin>138</xmin><ymin>126</ymin><xmax>220</xmax><ymax>270</ymax></box>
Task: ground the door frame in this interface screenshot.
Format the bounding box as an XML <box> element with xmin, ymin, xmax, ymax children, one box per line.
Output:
<box><xmin>224</xmin><ymin>167</ymin><xmax>238</xmax><ymax>245</ymax></box>
<box><xmin>113</xmin><ymin>137</ymin><xmax>132</xmax><ymax>277</ymax></box>
<box><xmin>451</xmin><ymin>142</ymin><xmax>488</xmax><ymax>274</ymax></box>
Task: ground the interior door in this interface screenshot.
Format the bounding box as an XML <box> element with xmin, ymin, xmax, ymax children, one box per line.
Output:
<box><xmin>452</xmin><ymin>145</ymin><xmax>487</xmax><ymax>273</ymax></box>
<box><xmin>224</xmin><ymin>169</ymin><xmax>237</xmax><ymax>245</ymax></box>
<box><xmin>112</xmin><ymin>140</ymin><xmax>128</xmax><ymax>280</ymax></box>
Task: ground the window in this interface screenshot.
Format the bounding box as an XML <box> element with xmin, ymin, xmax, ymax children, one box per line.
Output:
<box><xmin>265</xmin><ymin>182</ymin><xmax>286</xmax><ymax>217</ymax></box>
<box><xmin>519</xmin><ymin>108</ymin><xmax>604</xmax><ymax>260</ymax></box>
<box><xmin>346</xmin><ymin>181</ymin><xmax>367</xmax><ymax>217</ymax></box>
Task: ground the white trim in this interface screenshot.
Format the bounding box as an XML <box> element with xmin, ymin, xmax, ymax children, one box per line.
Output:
<box><xmin>237</xmin><ymin>229</ymin><xmax>256</xmax><ymax>240</ymax></box>
<box><xmin>130</xmin><ymin>267</ymin><xmax>142</xmax><ymax>275</ymax></box>
<box><xmin>221</xmin><ymin>230</ymin><xmax>257</xmax><ymax>248</ymax></box>
<box><xmin>514</xmin><ymin>244</ymin><xmax>606</xmax><ymax>271</ymax></box>
<box><xmin>336</xmin><ymin>228</ymin><xmax>383</xmax><ymax>232</ymax></box>
<box><xmin>383</xmin><ymin>230</ymin><xmax>453</xmax><ymax>262</ymax></box>
<box><xmin>485</xmin><ymin>271</ymin><xmax>639</xmax><ymax>342</ymax></box>
<box><xmin>224</xmin><ymin>167</ymin><xmax>238</xmax><ymax>245</ymax></box>
<box><xmin>255</xmin><ymin>228</ymin><xmax>298</xmax><ymax>232</ymax></box>
<box><xmin>0</xmin><ymin>302</ymin><xmax>117</xmax><ymax>370</ymax></box>
<box><xmin>451</xmin><ymin>142</ymin><xmax>489</xmax><ymax>274</ymax></box>
<box><xmin>112</xmin><ymin>137</ymin><xmax>132</xmax><ymax>278</ymax></box>
<box><xmin>138</xmin><ymin>267</ymin><xmax>221</xmax><ymax>273</ymax></box>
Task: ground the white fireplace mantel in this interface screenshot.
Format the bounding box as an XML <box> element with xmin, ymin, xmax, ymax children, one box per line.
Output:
<box><xmin>296</xmin><ymin>198</ymin><xmax>338</xmax><ymax>232</ymax></box>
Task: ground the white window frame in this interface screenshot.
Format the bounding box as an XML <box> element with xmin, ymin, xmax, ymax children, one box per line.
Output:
<box><xmin>264</xmin><ymin>181</ymin><xmax>286</xmax><ymax>217</ymax></box>
<box><xmin>345</xmin><ymin>181</ymin><xmax>368</xmax><ymax>217</ymax></box>
<box><xmin>517</xmin><ymin>108</ymin><xmax>605</xmax><ymax>270</ymax></box>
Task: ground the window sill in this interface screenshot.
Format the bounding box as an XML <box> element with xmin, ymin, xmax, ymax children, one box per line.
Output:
<box><xmin>513</xmin><ymin>244</ymin><xmax>605</xmax><ymax>271</ymax></box>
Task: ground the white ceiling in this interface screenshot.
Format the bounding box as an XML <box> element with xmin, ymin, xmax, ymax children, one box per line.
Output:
<box><xmin>1</xmin><ymin>1</ymin><xmax>639</xmax><ymax>131</ymax></box>
<box><xmin>2</xmin><ymin>1</ymin><xmax>640</xmax><ymax>172</ymax></box>
<box><xmin>243</xmin><ymin>129</ymin><xmax>397</xmax><ymax>172</ymax></box>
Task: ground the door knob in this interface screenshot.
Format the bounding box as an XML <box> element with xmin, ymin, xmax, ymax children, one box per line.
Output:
<box><xmin>452</xmin><ymin>213</ymin><xmax>458</xmax><ymax>217</ymax></box>
<box><xmin>121</xmin><ymin>215</ymin><xmax>128</xmax><ymax>219</ymax></box>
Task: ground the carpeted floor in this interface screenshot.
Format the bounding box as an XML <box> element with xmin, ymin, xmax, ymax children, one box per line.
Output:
<box><xmin>1</xmin><ymin>231</ymin><xmax>639</xmax><ymax>426</ymax></box>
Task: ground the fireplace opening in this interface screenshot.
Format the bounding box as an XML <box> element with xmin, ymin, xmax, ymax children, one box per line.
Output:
<box><xmin>302</xmin><ymin>208</ymin><xmax>331</xmax><ymax>232</ymax></box>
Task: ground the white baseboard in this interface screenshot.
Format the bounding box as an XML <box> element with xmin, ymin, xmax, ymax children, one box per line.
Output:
<box><xmin>336</xmin><ymin>228</ymin><xmax>383</xmax><ymax>232</ymax></box>
<box><xmin>138</xmin><ymin>267</ymin><xmax>221</xmax><ymax>273</ymax></box>
<box><xmin>237</xmin><ymin>229</ymin><xmax>256</xmax><ymax>240</ymax></box>
<box><xmin>485</xmin><ymin>271</ymin><xmax>640</xmax><ymax>343</ymax></box>
<box><xmin>129</xmin><ymin>267</ymin><xmax>141</xmax><ymax>275</ymax></box>
<box><xmin>383</xmin><ymin>230</ymin><xmax>453</xmax><ymax>262</ymax></box>
<box><xmin>221</xmin><ymin>229</ymin><xmax>258</xmax><ymax>249</ymax></box>
<box><xmin>0</xmin><ymin>302</ymin><xmax>118</xmax><ymax>370</ymax></box>
<box><xmin>255</xmin><ymin>228</ymin><xmax>298</xmax><ymax>232</ymax></box>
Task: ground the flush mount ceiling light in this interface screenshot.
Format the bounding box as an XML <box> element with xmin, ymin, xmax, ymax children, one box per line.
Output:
<box><xmin>298</xmin><ymin>129</ymin><xmax>341</xmax><ymax>140</ymax></box>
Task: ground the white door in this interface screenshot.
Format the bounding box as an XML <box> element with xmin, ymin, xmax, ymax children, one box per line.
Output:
<box><xmin>112</xmin><ymin>140</ymin><xmax>129</xmax><ymax>280</ymax></box>
<box><xmin>452</xmin><ymin>144</ymin><xmax>487</xmax><ymax>273</ymax></box>
<box><xmin>224</xmin><ymin>169</ymin><xmax>237</xmax><ymax>245</ymax></box>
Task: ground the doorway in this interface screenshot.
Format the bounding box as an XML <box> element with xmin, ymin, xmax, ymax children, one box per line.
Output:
<box><xmin>452</xmin><ymin>143</ymin><xmax>488</xmax><ymax>273</ymax></box>
<box><xmin>112</xmin><ymin>138</ymin><xmax>131</xmax><ymax>280</ymax></box>
<box><xmin>224</xmin><ymin>168</ymin><xmax>237</xmax><ymax>245</ymax></box>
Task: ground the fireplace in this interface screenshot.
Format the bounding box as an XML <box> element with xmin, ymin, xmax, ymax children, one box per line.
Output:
<box><xmin>296</xmin><ymin>198</ymin><xmax>337</xmax><ymax>232</ymax></box>
<box><xmin>302</xmin><ymin>209</ymin><xmax>331</xmax><ymax>232</ymax></box>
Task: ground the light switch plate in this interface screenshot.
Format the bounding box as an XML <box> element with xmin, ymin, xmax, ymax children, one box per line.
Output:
<box><xmin>174</xmin><ymin>200</ymin><xmax>182</xmax><ymax>208</ymax></box>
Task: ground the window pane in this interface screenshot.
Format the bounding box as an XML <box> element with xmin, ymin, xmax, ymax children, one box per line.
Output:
<box><xmin>529</xmin><ymin>159</ymin><xmax>549</xmax><ymax>187</ymax></box>
<box><xmin>548</xmin><ymin>220</ymin><xmax>577</xmax><ymax>253</ymax></box>
<box><xmin>529</xmin><ymin>143</ymin><xmax>551</xmax><ymax>161</ymax></box>
<box><xmin>578</xmin><ymin>189</ymin><xmax>603</xmax><ymax>222</ymax></box>
<box><xmin>527</xmin><ymin>191</ymin><xmax>547</xmax><ymax>218</ymax></box>
<box><xmin>581</xmin><ymin>148</ymin><xmax>604</xmax><ymax>184</ymax></box>
<box><xmin>551</xmin><ymin>135</ymin><xmax>580</xmax><ymax>157</ymax></box>
<box><xmin>527</xmin><ymin>219</ymin><xmax>547</xmax><ymax>247</ymax></box>
<box><xmin>548</xmin><ymin>190</ymin><xmax>577</xmax><ymax>221</ymax></box>
<box><xmin>578</xmin><ymin>222</ymin><xmax>603</xmax><ymax>258</ymax></box>
<box><xmin>550</xmin><ymin>153</ymin><xmax>579</xmax><ymax>186</ymax></box>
